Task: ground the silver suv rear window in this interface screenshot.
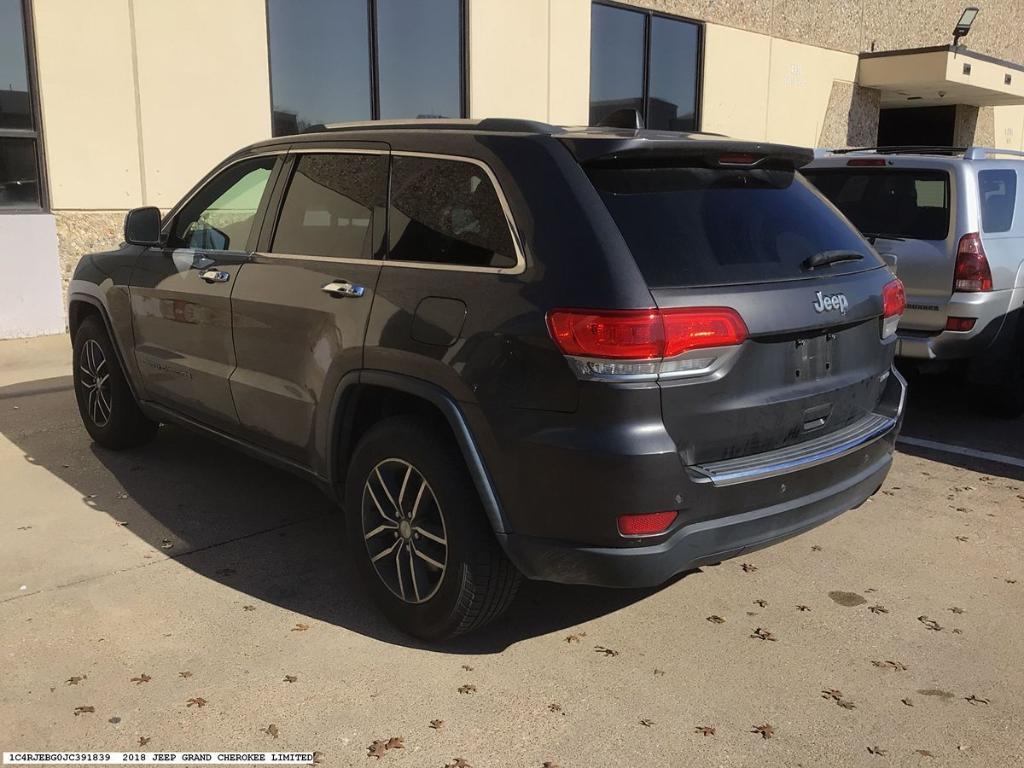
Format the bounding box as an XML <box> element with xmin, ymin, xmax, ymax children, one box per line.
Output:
<box><xmin>979</xmin><ymin>169</ymin><xmax>1017</xmax><ymax>233</ymax></box>
<box><xmin>803</xmin><ymin>168</ymin><xmax>950</xmax><ymax>241</ymax></box>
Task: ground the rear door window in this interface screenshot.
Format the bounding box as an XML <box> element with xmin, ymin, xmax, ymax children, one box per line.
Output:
<box><xmin>978</xmin><ymin>169</ymin><xmax>1017</xmax><ymax>233</ymax></box>
<box><xmin>803</xmin><ymin>168</ymin><xmax>950</xmax><ymax>241</ymax></box>
<box><xmin>589</xmin><ymin>166</ymin><xmax>880</xmax><ymax>288</ymax></box>
<box><xmin>271</xmin><ymin>152</ymin><xmax>388</xmax><ymax>259</ymax></box>
<box><xmin>388</xmin><ymin>156</ymin><xmax>518</xmax><ymax>269</ymax></box>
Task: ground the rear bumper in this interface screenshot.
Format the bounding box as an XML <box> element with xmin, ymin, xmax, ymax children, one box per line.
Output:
<box><xmin>897</xmin><ymin>289</ymin><xmax>1016</xmax><ymax>360</ymax></box>
<box><xmin>499</xmin><ymin>368</ymin><xmax>905</xmax><ymax>588</ymax></box>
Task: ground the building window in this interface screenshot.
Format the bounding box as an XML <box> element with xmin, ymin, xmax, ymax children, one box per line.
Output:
<box><xmin>267</xmin><ymin>0</ymin><xmax>466</xmax><ymax>135</ymax></box>
<box><xmin>589</xmin><ymin>2</ymin><xmax>701</xmax><ymax>132</ymax></box>
<box><xmin>0</xmin><ymin>0</ymin><xmax>44</xmax><ymax>209</ymax></box>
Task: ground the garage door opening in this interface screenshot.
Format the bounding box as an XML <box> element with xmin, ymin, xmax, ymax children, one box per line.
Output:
<box><xmin>877</xmin><ymin>105</ymin><xmax>956</xmax><ymax>147</ymax></box>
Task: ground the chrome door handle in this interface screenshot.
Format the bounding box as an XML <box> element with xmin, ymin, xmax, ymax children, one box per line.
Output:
<box><xmin>322</xmin><ymin>280</ymin><xmax>365</xmax><ymax>298</ymax></box>
<box><xmin>199</xmin><ymin>269</ymin><xmax>231</xmax><ymax>284</ymax></box>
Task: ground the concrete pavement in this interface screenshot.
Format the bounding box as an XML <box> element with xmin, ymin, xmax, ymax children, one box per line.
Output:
<box><xmin>1</xmin><ymin>335</ymin><xmax>1022</xmax><ymax>766</ymax></box>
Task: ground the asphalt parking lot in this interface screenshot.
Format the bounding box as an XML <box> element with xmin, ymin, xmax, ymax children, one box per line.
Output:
<box><xmin>1</xmin><ymin>335</ymin><xmax>1022</xmax><ymax>767</ymax></box>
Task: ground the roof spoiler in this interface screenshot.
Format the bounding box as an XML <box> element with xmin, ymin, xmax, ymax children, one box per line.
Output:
<box><xmin>565</xmin><ymin>138</ymin><xmax>814</xmax><ymax>169</ymax></box>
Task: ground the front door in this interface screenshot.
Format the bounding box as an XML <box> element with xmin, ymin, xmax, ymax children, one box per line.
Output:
<box><xmin>130</xmin><ymin>155</ymin><xmax>278</xmax><ymax>431</ymax></box>
<box><xmin>229</xmin><ymin>145</ymin><xmax>389</xmax><ymax>466</ymax></box>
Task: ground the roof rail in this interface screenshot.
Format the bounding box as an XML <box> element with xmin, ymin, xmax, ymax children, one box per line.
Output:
<box><xmin>964</xmin><ymin>146</ymin><xmax>1024</xmax><ymax>160</ymax></box>
<box><xmin>828</xmin><ymin>146</ymin><xmax>966</xmax><ymax>156</ymax></box>
<box><xmin>300</xmin><ymin>117</ymin><xmax>557</xmax><ymax>136</ymax></box>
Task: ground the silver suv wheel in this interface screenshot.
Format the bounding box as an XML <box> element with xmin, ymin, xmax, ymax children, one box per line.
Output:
<box><xmin>361</xmin><ymin>458</ymin><xmax>448</xmax><ymax>604</ymax></box>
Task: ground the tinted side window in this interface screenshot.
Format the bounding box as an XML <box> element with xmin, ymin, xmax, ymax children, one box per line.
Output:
<box><xmin>271</xmin><ymin>153</ymin><xmax>388</xmax><ymax>259</ymax></box>
<box><xmin>169</xmin><ymin>157</ymin><xmax>275</xmax><ymax>251</ymax></box>
<box><xmin>979</xmin><ymin>169</ymin><xmax>1017</xmax><ymax>233</ymax></box>
<box><xmin>388</xmin><ymin>157</ymin><xmax>517</xmax><ymax>269</ymax></box>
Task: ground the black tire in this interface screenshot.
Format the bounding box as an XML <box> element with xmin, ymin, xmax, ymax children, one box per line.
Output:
<box><xmin>344</xmin><ymin>415</ymin><xmax>521</xmax><ymax>640</ymax></box>
<box><xmin>72</xmin><ymin>315</ymin><xmax>158</xmax><ymax>449</ymax></box>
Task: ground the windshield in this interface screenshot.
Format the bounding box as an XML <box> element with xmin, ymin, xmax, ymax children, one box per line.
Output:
<box><xmin>803</xmin><ymin>168</ymin><xmax>951</xmax><ymax>241</ymax></box>
<box><xmin>589</xmin><ymin>165</ymin><xmax>881</xmax><ymax>288</ymax></box>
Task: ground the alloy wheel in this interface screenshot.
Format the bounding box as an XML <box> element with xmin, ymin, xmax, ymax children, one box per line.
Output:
<box><xmin>362</xmin><ymin>458</ymin><xmax>448</xmax><ymax>604</ymax></box>
<box><xmin>80</xmin><ymin>339</ymin><xmax>112</xmax><ymax>428</ymax></box>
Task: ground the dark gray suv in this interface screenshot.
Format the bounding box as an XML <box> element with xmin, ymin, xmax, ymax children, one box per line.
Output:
<box><xmin>68</xmin><ymin>119</ymin><xmax>907</xmax><ymax>639</ymax></box>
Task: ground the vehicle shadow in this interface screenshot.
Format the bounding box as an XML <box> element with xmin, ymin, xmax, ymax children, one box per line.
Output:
<box><xmin>897</xmin><ymin>365</ymin><xmax>1024</xmax><ymax>481</ymax></box>
<box><xmin>1</xmin><ymin>377</ymin><xmax>663</xmax><ymax>654</ymax></box>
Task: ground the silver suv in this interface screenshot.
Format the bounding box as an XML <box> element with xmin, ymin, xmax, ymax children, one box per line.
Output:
<box><xmin>805</xmin><ymin>147</ymin><xmax>1024</xmax><ymax>417</ymax></box>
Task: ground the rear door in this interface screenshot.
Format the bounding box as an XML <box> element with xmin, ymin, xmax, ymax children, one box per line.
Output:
<box><xmin>588</xmin><ymin>162</ymin><xmax>896</xmax><ymax>464</ymax></box>
<box><xmin>130</xmin><ymin>155</ymin><xmax>278</xmax><ymax>431</ymax></box>
<box><xmin>229</xmin><ymin>144</ymin><xmax>389</xmax><ymax>465</ymax></box>
<box><xmin>804</xmin><ymin>166</ymin><xmax>954</xmax><ymax>332</ymax></box>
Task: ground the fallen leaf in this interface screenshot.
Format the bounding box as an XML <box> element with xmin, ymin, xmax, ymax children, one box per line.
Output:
<box><xmin>638</xmin><ymin>718</ymin><xmax>654</xmax><ymax>727</ymax></box>
<box><xmin>868</xmin><ymin>604</ymin><xmax>889</xmax><ymax>614</ymax></box>
<box><xmin>367</xmin><ymin>740</ymin><xmax>388</xmax><ymax>760</ymax></box>
<box><xmin>753</xmin><ymin>599</ymin><xmax>768</xmax><ymax>607</ymax></box>
<box><xmin>429</xmin><ymin>719</ymin><xmax>444</xmax><ymax>730</ymax></box>
<box><xmin>262</xmin><ymin>724</ymin><xmax>279</xmax><ymax>739</ymax></box>
<box><xmin>653</xmin><ymin>669</ymin><xmax>666</xmax><ymax>676</ymax></box>
<box><xmin>901</xmin><ymin>698</ymin><xmax>914</xmax><ymax>707</ymax></box>
<box><xmin>564</xmin><ymin>632</ymin><xmax>586</xmax><ymax>643</ymax></box>
<box><xmin>952</xmin><ymin>628</ymin><xmax>963</xmax><ymax>635</ymax></box>
<box><xmin>694</xmin><ymin>725</ymin><xmax>715</xmax><ymax>736</ymax></box>
<box><xmin>384</xmin><ymin>737</ymin><xmax>403</xmax><ymax>750</ymax></box>
<box><xmin>821</xmin><ymin>689</ymin><xmax>856</xmax><ymax>709</ymax></box>
<box><xmin>548</xmin><ymin>703</ymin><xmax>563</xmax><ymax>713</ymax></box>
<box><xmin>741</xmin><ymin>563</ymin><xmax>758</xmax><ymax>573</ymax></box>
<box><xmin>444</xmin><ymin>759</ymin><xmax>471</xmax><ymax>768</ymax></box>
<box><xmin>160</xmin><ymin>539</ymin><xmax>174</xmax><ymax>549</ymax></box>
<box><xmin>915</xmin><ymin>750</ymin><xmax>935</xmax><ymax>758</ymax></box>
<box><xmin>954</xmin><ymin>535</ymin><xmax>969</xmax><ymax>542</ymax></box>
<box><xmin>130</xmin><ymin>674</ymin><xmax>151</xmax><ymax>685</ymax></box>
<box><xmin>917</xmin><ymin>615</ymin><xmax>943</xmax><ymax>631</ymax></box>
<box><xmin>871</xmin><ymin>660</ymin><xmax>908</xmax><ymax>672</ymax></box>
<box><xmin>17</xmin><ymin>525</ymin><xmax>32</xmax><ymax>530</ymax></box>
<box><xmin>243</xmin><ymin>605</ymin><xmax>256</xmax><ymax>612</ymax></box>
<box><xmin>73</xmin><ymin>706</ymin><xmax>95</xmax><ymax>716</ymax></box>
<box><xmin>461</xmin><ymin>664</ymin><xmax>474</xmax><ymax>671</ymax></box>
<box><xmin>457</xmin><ymin>684</ymin><xmax>477</xmax><ymax>694</ymax></box>
<box><xmin>186</xmin><ymin>697</ymin><xmax>207</xmax><ymax>708</ymax></box>
<box><xmin>751</xmin><ymin>723</ymin><xmax>774</xmax><ymax>740</ymax></box>
<box><xmin>964</xmin><ymin>694</ymin><xmax>989</xmax><ymax>705</ymax></box>
<box><xmin>283</xmin><ymin>675</ymin><xmax>297</xmax><ymax>683</ymax></box>
<box><xmin>706</xmin><ymin>615</ymin><xmax>726</xmax><ymax>624</ymax></box>
<box><xmin>540</xmin><ymin>764</ymin><xmax>558</xmax><ymax>768</ymax></box>
<box><xmin>65</xmin><ymin>675</ymin><xmax>87</xmax><ymax>686</ymax></box>
<box><xmin>948</xmin><ymin>606</ymin><xmax>965</xmax><ymax>614</ymax></box>
<box><xmin>796</xmin><ymin>605</ymin><xmax>811</xmax><ymax>611</ymax></box>
<box><xmin>291</xmin><ymin>623</ymin><xmax>310</xmax><ymax>632</ymax></box>
<box><xmin>593</xmin><ymin>645</ymin><xmax>619</xmax><ymax>657</ymax></box>
<box><xmin>750</xmin><ymin>627</ymin><xmax>777</xmax><ymax>641</ymax></box>
<box><xmin>179</xmin><ymin>671</ymin><xmax>192</xmax><ymax>679</ymax></box>
<box><xmin>810</xmin><ymin>545</ymin><xmax>823</xmax><ymax>552</ymax></box>
<box><xmin>867</xmin><ymin>746</ymin><xmax>887</xmax><ymax>756</ymax></box>
<box><xmin>138</xmin><ymin>737</ymin><xmax>150</xmax><ymax>747</ymax></box>
<box><xmin>114</xmin><ymin>520</ymin><xmax>129</xmax><ymax>527</ymax></box>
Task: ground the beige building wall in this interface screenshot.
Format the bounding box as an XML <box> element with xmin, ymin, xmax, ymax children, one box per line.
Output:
<box><xmin>467</xmin><ymin>0</ymin><xmax>589</xmax><ymax>124</ymax></box>
<box><xmin>994</xmin><ymin>105</ymin><xmax>1024</xmax><ymax>151</ymax></box>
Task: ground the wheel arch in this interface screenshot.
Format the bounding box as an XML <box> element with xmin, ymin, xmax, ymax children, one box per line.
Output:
<box><xmin>328</xmin><ymin>371</ymin><xmax>509</xmax><ymax>535</ymax></box>
<box><xmin>67</xmin><ymin>292</ymin><xmax>142</xmax><ymax>402</ymax></box>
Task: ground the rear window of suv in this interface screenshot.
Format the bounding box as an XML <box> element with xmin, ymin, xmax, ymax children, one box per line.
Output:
<box><xmin>589</xmin><ymin>165</ymin><xmax>879</xmax><ymax>288</ymax></box>
<box><xmin>803</xmin><ymin>168</ymin><xmax>950</xmax><ymax>241</ymax></box>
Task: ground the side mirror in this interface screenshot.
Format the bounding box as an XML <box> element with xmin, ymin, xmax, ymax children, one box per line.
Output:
<box><xmin>124</xmin><ymin>206</ymin><xmax>162</xmax><ymax>246</ymax></box>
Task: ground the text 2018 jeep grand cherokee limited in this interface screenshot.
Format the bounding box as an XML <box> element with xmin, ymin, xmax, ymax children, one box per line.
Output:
<box><xmin>68</xmin><ymin>119</ymin><xmax>907</xmax><ymax>639</ymax></box>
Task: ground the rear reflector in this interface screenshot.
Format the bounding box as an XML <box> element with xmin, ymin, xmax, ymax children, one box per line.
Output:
<box><xmin>547</xmin><ymin>307</ymin><xmax>747</xmax><ymax>360</ymax></box>
<box><xmin>617</xmin><ymin>510</ymin><xmax>678</xmax><ymax>536</ymax></box>
<box><xmin>946</xmin><ymin>316</ymin><xmax>977</xmax><ymax>332</ymax></box>
<box><xmin>847</xmin><ymin>158</ymin><xmax>887</xmax><ymax>167</ymax></box>
<box><xmin>953</xmin><ymin>233</ymin><xmax>993</xmax><ymax>292</ymax></box>
<box><xmin>881</xmin><ymin>279</ymin><xmax>905</xmax><ymax>339</ymax></box>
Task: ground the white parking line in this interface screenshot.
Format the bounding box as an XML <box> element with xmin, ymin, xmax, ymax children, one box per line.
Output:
<box><xmin>897</xmin><ymin>436</ymin><xmax>1024</xmax><ymax>469</ymax></box>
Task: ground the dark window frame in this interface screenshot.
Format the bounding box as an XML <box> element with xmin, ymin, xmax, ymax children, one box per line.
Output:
<box><xmin>1</xmin><ymin>0</ymin><xmax>48</xmax><ymax>212</ymax></box>
<box><xmin>590</xmin><ymin>0</ymin><xmax>704</xmax><ymax>132</ymax></box>
<box><xmin>265</xmin><ymin>0</ymin><xmax>468</xmax><ymax>136</ymax></box>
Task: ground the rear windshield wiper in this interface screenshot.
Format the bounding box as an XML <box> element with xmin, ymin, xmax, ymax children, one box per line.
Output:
<box><xmin>862</xmin><ymin>232</ymin><xmax>907</xmax><ymax>243</ymax></box>
<box><xmin>802</xmin><ymin>250</ymin><xmax>865</xmax><ymax>270</ymax></box>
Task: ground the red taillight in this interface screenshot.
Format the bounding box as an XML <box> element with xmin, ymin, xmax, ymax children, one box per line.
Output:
<box><xmin>617</xmin><ymin>510</ymin><xmax>678</xmax><ymax>536</ymax></box>
<box><xmin>953</xmin><ymin>233</ymin><xmax>993</xmax><ymax>292</ymax></box>
<box><xmin>882</xmin><ymin>279</ymin><xmax>906</xmax><ymax>318</ymax></box>
<box><xmin>946</xmin><ymin>317</ymin><xmax>977</xmax><ymax>332</ymax></box>
<box><xmin>847</xmin><ymin>158</ymin><xmax>887</xmax><ymax>167</ymax></box>
<box><xmin>718</xmin><ymin>152</ymin><xmax>762</xmax><ymax>166</ymax></box>
<box><xmin>546</xmin><ymin>307</ymin><xmax>748</xmax><ymax>360</ymax></box>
